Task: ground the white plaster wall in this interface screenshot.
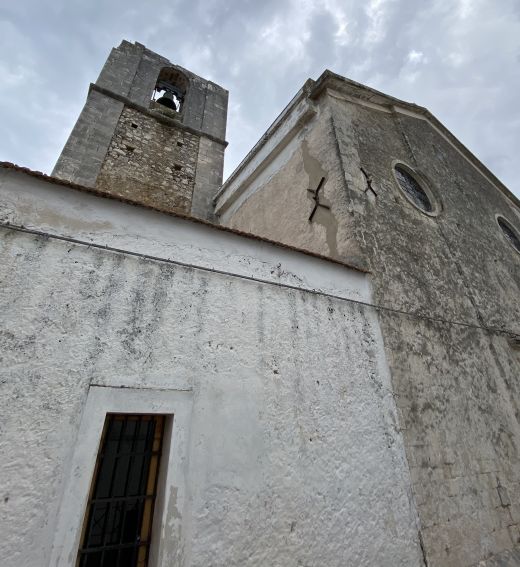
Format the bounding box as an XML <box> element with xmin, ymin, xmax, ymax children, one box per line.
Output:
<box><xmin>0</xmin><ymin>171</ymin><xmax>423</xmax><ymax>566</ymax></box>
<box><xmin>0</xmin><ymin>169</ymin><xmax>369</xmax><ymax>305</ymax></box>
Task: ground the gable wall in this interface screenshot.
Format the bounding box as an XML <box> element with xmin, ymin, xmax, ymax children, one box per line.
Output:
<box><xmin>219</xmin><ymin>90</ymin><xmax>520</xmax><ymax>566</ymax></box>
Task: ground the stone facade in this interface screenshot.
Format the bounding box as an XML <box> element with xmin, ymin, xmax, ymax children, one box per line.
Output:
<box><xmin>96</xmin><ymin>106</ymin><xmax>200</xmax><ymax>213</ymax></box>
<box><xmin>217</xmin><ymin>73</ymin><xmax>520</xmax><ymax>566</ymax></box>
<box><xmin>52</xmin><ymin>40</ymin><xmax>228</xmax><ymax>219</ymax></box>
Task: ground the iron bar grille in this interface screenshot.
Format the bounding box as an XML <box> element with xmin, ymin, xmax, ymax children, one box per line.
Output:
<box><xmin>77</xmin><ymin>414</ymin><xmax>165</xmax><ymax>567</ymax></box>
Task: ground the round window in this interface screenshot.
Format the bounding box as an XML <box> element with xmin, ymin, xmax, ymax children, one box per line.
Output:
<box><xmin>497</xmin><ymin>216</ymin><xmax>520</xmax><ymax>254</ymax></box>
<box><xmin>393</xmin><ymin>163</ymin><xmax>439</xmax><ymax>215</ymax></box>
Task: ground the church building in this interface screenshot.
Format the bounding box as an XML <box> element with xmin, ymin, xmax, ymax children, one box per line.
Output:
<box><xmin>1</xmin><ymin>40</ymin><xmax>520</xmax><ymax>567</ymax></box>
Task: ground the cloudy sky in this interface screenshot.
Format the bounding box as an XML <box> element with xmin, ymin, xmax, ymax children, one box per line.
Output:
<box><xmin>1</xmin><ymin>0</ymin><xmax>519</xmax><ymax>198</ymax></box>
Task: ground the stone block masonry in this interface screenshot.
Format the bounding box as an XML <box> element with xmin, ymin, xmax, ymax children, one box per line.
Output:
<box><xmin>52</xmin><ymin>41</ymin><xmax>228</xmax><ymax>220</ymax></box>
<box><xmin>96</xmin><ymin>106</ymin><xmax>200</xmax><ymax>214</ymax></box>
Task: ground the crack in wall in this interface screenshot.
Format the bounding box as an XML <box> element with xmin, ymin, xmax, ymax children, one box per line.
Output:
<box><xmin>418</xmin><ymin>530</ymin><xmax>429</xmax><ymax>567</ymax></box>
<box><xmin>392</xmin><ymin>108</ymin><xmax>418</xmax><ymax>167</ymax></box>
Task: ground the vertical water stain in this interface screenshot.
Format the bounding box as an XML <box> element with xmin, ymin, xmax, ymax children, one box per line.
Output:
<box><xmin>302</xmin><ymin>140</ymin><xmax>339</xmax><ymax>258</ymax></box>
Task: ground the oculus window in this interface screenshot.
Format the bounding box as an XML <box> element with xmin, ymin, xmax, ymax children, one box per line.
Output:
<box><xmin>77</xmin><ymin>414</ymin><xmax>165</xmax><ymax>567</ymax></box>
<box><xmin>497</xmin><ymin>216</ymin><xmax>520</xmax><ymax>254</ymax></box>
<box><xmin>393</xmin><ymin>163</ymin><xmax>439</xmax><ymax>215</ymax></box>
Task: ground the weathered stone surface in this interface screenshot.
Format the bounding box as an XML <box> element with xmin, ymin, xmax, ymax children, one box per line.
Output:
<box><xmin>191</xmin><ymin>136</ymin><xmax>226</xmax><ymax>221</ymax></box>
<box><xmin>218</xmin><ymin>74</ymin><xmax>520</xmax><ymax>566</ymax></box>
<box><xmin>52</xmin><ymin>40</ymin><xmax>228</xmax><ymax>220</ymax></box>
<box><xmin>96</xmin><ymin>106</ymin><xmax>200</xmax><ymax>213</ymax></box>
<box><xmin>51</xmin><ymin>89</ymin><xmax>124</xmax><ymax>188</ymax></box>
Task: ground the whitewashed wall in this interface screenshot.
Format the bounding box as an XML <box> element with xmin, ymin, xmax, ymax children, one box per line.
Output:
<box><xmin>0</xmin><ymin>168</ymin><xmax>424</xmax><ymax>566</ymax></box>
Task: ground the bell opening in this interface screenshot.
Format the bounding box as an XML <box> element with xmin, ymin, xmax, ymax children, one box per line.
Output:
<box><xmin>151</xmin><ymin>69</ymin><xmax>188</xmax><ymax>114</ymax></box>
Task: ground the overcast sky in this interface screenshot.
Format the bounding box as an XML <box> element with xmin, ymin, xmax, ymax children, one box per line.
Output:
<box><xmin>1</xmin><ymin>0</ymin><xmax>519</xmax><ymax>198</ymax></box>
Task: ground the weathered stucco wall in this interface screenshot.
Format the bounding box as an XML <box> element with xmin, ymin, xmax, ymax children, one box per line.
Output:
<box><xmin>0</xmin><ymin>170</ymin><xmax>424</xmax><ymax>567</ymax></box>
<box><xmin>218</xmin><ymin>88</ymin><xmax>520</xmax><ymax>565</ymax></box>
<box><xmin>218</xmin><ymin>102</ymin><xmax>362</xmax><ymax>266</ymax></box>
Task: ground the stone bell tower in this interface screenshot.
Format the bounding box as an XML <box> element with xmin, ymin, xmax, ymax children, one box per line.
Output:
<box><xmin>53</xmin><ymin>40</ymin><xmax>228</xmax><ymax>220</ymax></box>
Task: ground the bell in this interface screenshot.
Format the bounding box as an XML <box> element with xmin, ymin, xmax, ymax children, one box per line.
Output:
<box><xmin>156</xmin><ymin>91</ymin><xmax>177</xmax><ymax>110</ymax></box>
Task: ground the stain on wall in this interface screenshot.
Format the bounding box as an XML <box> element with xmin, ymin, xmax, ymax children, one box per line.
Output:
<box><xmin>226</xmin><ymin>112</ymin><xmax>361</xmax><ymax>263</ymax></box>
<box><xmin>302</xmin><ymin>139</ymin><xmax>339</xmax><ymax>258</ymax></box>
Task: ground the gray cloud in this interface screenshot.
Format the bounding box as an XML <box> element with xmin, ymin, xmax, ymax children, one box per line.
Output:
<box><xmin>1</xmin><ymin>0</ymin><xmax>519</xmax><ymax>199</ymax></box>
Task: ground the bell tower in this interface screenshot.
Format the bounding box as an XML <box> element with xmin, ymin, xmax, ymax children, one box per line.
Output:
<box><xmin>52</xmin><ymin>40</ymin><xmax>228</xmax><ymax>220</ymax></box>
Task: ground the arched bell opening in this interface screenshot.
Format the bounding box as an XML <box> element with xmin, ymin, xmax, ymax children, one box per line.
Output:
<box><xmin>151</xmin><ymin>67</ymin><xmax>189</xmax><ymax>113</ymax></box>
